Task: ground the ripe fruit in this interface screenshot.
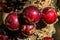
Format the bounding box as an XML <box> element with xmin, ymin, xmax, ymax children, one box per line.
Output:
<box><xmin>21</xmin><ymin>24</ymin><xmax>36</xmax><ymax>36</ymax></box>
<box><xmin>3</xmin><ymin>6</ymin><xmax>13</xmax><ymax>13</ymax></box>
<box><xmin>42</xmin><ymin>7</ymin><xmax>57</xmax><ymax>24</ymax></box>
<box><xmin>0</xmin><ymin>34</ymin><xmax>8</xmax><ymax>40</ymax></box>
<box><xmin>24</xmin><ymin>6</ymin><xmax>41</xmax><ymax>23</ymax></box>
<box><xmin>43</xmin><ymin>37</ymin><xmax>53</xmax><ymax>40</ymax></box>
<box><xmin>0</xmin><ymin>3</ymin><xmax>3</xmax><ymax>11</ymax></box>
<box><xmin>5</xmin><ymin>12</ymin><xmax>20</xmax><ymax>31</ymax></box>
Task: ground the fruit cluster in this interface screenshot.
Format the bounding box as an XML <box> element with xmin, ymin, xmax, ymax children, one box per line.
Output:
<box><xmin>1</xmin><ymin>5</ymin><xmax>57</xmax><ymax>40</ymax></box>
<box><xmin>0</xmin><ymin>0</ymin><xmax>58</xmax><ymax>40</ymax></box>
<box><xmin>0</xmin><ymin>0</ymin><xmax>58</xmax><ymax>38</ymax></box>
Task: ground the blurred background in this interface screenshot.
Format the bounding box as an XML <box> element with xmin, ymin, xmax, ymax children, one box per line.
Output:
<box><xmin>53</xmin><ymin>16</ymin><xmax>60</xmax><ymax>40</ymax></box>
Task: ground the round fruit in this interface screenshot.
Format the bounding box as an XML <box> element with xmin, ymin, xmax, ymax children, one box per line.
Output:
<box><xmin>43</xmin><ymin>37</ymin><xmax>53</xmax><ymax>40</ymax></box>
<box><xmin>0</xmin><ymin>34</ymin><xmax>8</xmax><ymax>40</ymax></box>
<box><xmin>5</xmin><ymin>12</ymin><xmax>20</xmax><ymax>31</ymax></box>
<box><xmin>42</xmin><ymin>7</ymin><xmax>57</xmax><ymax>24</ymax></box>
<box><xmin>24</xmin><ymin>6</ymin><xmax>41</xmax><ymax>23</ymax></box>
<box><xmin>3</xmin><ymin>6</ymin><xmax>13</xmax><ymax>13</ymax></box>
<box><xmin>0</xmin><ymin>3</ymin><xmax>3</xmax><ymax>11</ymax></box>
<box><xmin>21</xmin><ymin>24</ymin><xmax>36</xmax><ymax>36</ymax></box>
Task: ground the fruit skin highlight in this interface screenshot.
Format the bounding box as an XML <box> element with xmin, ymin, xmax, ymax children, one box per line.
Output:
<box><xmin>5</xmin><ymin>12</ymin><xmax>20</xmax><ymax>31</ymax></box>
<box><xmin>24</xmin><ymin>6</ymin><xmax>41</xmax><ymax>23</ymax></box>
<box><xmin>21</xmin><ymin>24</ymin><xmax>36</xmax><ymax>36</ymax></box>
<box><xmin>42</xmin><ymin>7</ymin><xmax>57</xmax><ymax>24</ymax></box>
